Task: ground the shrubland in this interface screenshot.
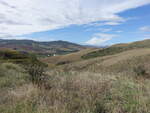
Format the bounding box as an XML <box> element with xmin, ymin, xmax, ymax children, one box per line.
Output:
<box><xmin>0</xmin><ymin>41</ymin><xmax>150</xmax><ymax>113</ymax></box>
<box><xmin>0</xmin><ymin>66</ymin><xmax>150</xmax><ymax>113</ymax></box>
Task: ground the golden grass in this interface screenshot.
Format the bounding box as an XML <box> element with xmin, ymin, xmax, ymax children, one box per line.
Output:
<box><xmin>1</xmin><ymin>47</ymin><xmax>150</xmax><ymax>113</ymax></box>
<box><xmin>57</xmin><ymin>48</ymin><xmax>150</xmax><ymax>73</ymax></box>
<box><xmin>101</xmin><ymin>48</ymin><xmax>150</xmax><ymax>66</ymax></box>
<box><xmin>0</xmin><ymin>70</ymin><xmax>150</xmax><ymax>113</ymax></box>
<box><xmin>41</xmin><ymin>48</ymin><xmax>99</xmax><ymax>67</ymax></box>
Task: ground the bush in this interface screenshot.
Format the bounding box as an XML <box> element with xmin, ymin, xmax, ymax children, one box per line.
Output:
<box><xmin>0</xmin><ymin>49</ymin><xmax>48</xmax><ymax>86</ymax></box>
<box><xmin>26</xmin><ymin>63</ymin><xmax>47</xmax><ymax>85</ymax></box>
<box><xmin>23</xmin><ymin>56</ymin><xmax>48</xmax><ymax>86</ymax></box>
<box><xmin>133</xmin><ymin>65</ymin><xmax>147</xmax><ymax>76</ymax></box>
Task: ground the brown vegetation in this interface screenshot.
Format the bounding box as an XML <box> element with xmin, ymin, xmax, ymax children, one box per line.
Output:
<box><xmin>1</xmin><ymin>40</ymin><xmax>150</xmax><ymax>113</ymax></box>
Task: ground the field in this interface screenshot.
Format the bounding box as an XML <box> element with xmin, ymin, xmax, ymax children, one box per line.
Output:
<box><xmin>0</xmin><ymin>39</ymin><xmax>150</xmax><ymax>113</ymax></box>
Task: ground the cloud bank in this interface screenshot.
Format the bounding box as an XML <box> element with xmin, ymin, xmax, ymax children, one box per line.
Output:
<box><xmin>140</xmin><ymin>26</ymin><xmax>150</xmax><ymax>32</ymax></box>
<box><xmin>0</xmin><ymin>0</ymin><xmax>150</xmax><ymax>38</ymax></box>
<box><xmin>85</xmin><ymin>33</ymin><xmax>117</xmax><ymax>46</ymax></box>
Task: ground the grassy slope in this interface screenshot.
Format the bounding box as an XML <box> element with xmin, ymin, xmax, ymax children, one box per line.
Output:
<box><xmin>41</xmin><ymin>48</ymin><xmax>99</xmax><ymax>67</ymax></box>
<box><xmin>82</xmin><ymin>39</ymin><xmax>150</xmax><ymax>59</ymax></box>
<box><xmin>58</xmin><ymin>48</ymin><xmax>150</xmax><ymax>73</ymax></box>
<box><xmin>42</xmin><ymin>39</ymin><xmax>150</xmax><ymax>69</ymax></box>
<box><xmin>0</xmin><ymin>63</ymin><xmax>150</xmax><ymax>113</ymax></box>
<box><xmin>43</xmin><ymin>39</ymin><xmax>150</xmax><ymax>73</ymax></box>
<box><xmin>1</xmin><ymin>40</ymin><xmax>150</xmax><ymax>113</ymax></box>
<box><xmin>0</xmin><ymin>49</ymin><xmax>44</xmax><ymax>66</ymax></box>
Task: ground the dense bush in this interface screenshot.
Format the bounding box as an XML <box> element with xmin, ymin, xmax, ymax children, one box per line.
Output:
<box><xmin>26</xmin><ymin>61</ymin><xmax>47</xmax><ymax>85</ymax></box>
<box><xmin>0</xmin><ymin>50</ymin><xmax>48</xmax><ymax>86</ymax></box>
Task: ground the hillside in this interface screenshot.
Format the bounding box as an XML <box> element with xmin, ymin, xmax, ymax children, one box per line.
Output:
<box><xmin>81</xmin><ymin>39</ymin><xmax>150</xmax><ymax>59</ymax></box>
<box><xmin>0</xmin><ymin>39</ymin><xmax>86</xmax><ymax>57</ymax></box>
<box><xmin>1</xmin><ymin>40</ymin><xmax>150</xmax><ymax>113</ymax></box>
<box><xmin>42</xmin><ymin>39</ymin><xmax>150</xmax><ymax>76</ymax></box>
<box><xmin>42</xmin><ymin>39</ymin><xmax>150</xmax><ymax>67</ymax></box>
<box><xmin>41</xmin><ymin>48</ymin><xmax>99</xmax><ymax>67</ymax></box>
<box><xmin>61</xmin><ymin>48</ymin><xmax>150</xmax><ymax>72</ymax></box>
<box><xmin>1</xmin><ymin>39</ymin><xmax>150</xmax><ymax>113</ymax></box>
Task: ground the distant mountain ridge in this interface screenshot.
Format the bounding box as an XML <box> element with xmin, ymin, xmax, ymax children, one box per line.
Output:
<box><xmin>0</xmin><ymin>39</ymin><xmax>86</xmax><ymax>57</ymax></box>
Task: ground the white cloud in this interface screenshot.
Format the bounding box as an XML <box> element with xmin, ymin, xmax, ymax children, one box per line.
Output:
<box><xmin>85</xmin><ymin>33</ymin><xmax>117</xmax><ymax>45</ymax></box>
<box><xmin>0</xmin><ymin>0</ymin><xmax>150</xmax><ymax>38</ymax></box>
<box><xmin>116</xmin><ymin>30</ymin><xmax>123</xmax><ymax>33</ymax></box>
<box><xmin>99</xmin><ymin>28</ymin><xmax>112</xmax><ymax>32</ymax></box>
<box><xmin>87</xmin><ymin>20</ymin><xmax>124</xmax><ymax>27</ymax></box>
<box><xmin>140</xmin><ymin>26</ymin><xmax>150</xmax><ymax>32</ymax></box>
<box><xmin>143</xmin><ymin>34</ymin><xmax>150</xmax><ymax>40</ymax></box>
<box><xmin>0</xmin><ymin>36</ymin><xmax>55</xmax><ymax>41</ymax></box>
<box><xmin>0</xmin><ymin>36</ymin><xmax>28</xmax><ymax>40</ymax></box>
<box><xmin>105</xmin><ymin>22</ymin><xmax>121</xmax><ymax>25</ymax></box>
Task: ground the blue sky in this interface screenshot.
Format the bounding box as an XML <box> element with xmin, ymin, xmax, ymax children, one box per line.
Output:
<box><xmin>0</xmin><ymin>0</ymin><xmax>150</xmax><ymax>46</ymax></box>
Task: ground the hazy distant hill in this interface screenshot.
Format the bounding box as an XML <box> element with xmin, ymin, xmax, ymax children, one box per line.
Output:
<box><xmin>0</xmin><ymin>39</ymin><xmax>86</xmax><ymax>57</ymax></box>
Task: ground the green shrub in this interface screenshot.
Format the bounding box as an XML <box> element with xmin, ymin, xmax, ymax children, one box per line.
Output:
<box><xmin>133</xmin><ymin>65</ymin><xmax>147</xmax><ymax>76</ymax></box>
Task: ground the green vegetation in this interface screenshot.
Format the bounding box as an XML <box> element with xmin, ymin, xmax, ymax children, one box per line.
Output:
<box><xmin>0</xmin><ymin>68</ymin><xmax>150</xmax><ymax>113</ymax></box>
<box><xmin>0</xmin><ymin>49</ymin><xmax>48</xmax><ymax>85</ymax></box>
<box><xmin>0</xmin><ymin>49</ymin><xmax>36</xmax><ymax>64</ymax></box>
<box><xmin>0</xmin><ymin>39</ymin><xmax>85</xmax><ymax>57</ymax></box>
<box><xmin>0</xmin><ymin>63</ymin><xmax>29</xmax><ymax>89</ymax></box>
<box><xmin>82</xmin><ymin>39</ymin><xmax>150</xmax><ymax>59</ymax></box>
<box><xmin>82</xmin><ymin>47</ymin><xmax>126</xmax><ymax>59</ymax></box>
<box><xmin>0</xmin><ymin>40</ymin><xmax>150</xmax><ymax>113</ymax></box>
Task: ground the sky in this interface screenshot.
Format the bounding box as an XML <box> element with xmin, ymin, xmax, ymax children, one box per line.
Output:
<box><xmin>0</xmin><ymin>0</ymin><xmax>150</xmax><ymax>46</ymax></box>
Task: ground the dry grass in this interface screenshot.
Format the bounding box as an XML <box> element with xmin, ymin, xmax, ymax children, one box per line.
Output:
<box><xmin>1</xmin><ymin>47</ymin><xmax>150</xmax><ymax>113</ymax></box>
<box><xmin>41</xmin><ymin>48</ymin><xmax>99</xmax><ymax>67</ymax></box>
<box><xmin>57</xmin><ymin>48</ymin><xmax>150</xmax><ymax>73</ymax></box>
<box><xmin>0</xmin><ymin>65</ymin><xmax>150</xmax><ymax>113</ymax></box>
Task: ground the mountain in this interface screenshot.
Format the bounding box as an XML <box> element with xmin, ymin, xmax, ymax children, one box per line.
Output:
<box><xmin>0</xmin><ymin>39</ymin><xmax>86</xmax><ymax>57</ymax></box>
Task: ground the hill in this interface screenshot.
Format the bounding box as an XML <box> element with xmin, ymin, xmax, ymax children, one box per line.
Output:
<box><xmin>42</xmin><ymin>39</ymin><xmax>150</xmax><ymax>75</ymax></box>
<box><xmin>0</xmin><ymin>39</ymin><xmax>86</xmax><ymax>57</ymax></box>
<box><xmin>42</xmin><ymin>39</ymin><xmax>150</xmax><ymax>68</ymax></box>
<box><xmin>81</xmin><ymin>39</ymin><xmax>150</xmax><ymax>59</ymax></box>
<box><xmin>1</xmin><ymin>40</ymin><xmax>150</xmax><ymax>113</ymax></box>
<box><xmin>0</xmin><ymin>49</ymin><xmax>46</xmax><ymax>67</ymax></box>
<box><xmin>41</xmin><ymin>48</ymin><xmax>100</xmax><ymax>67</ymax></box>
<box><xmin>62</xmin><ymin>48</ymin><xmax>150</xmax><ymax>72</ymax></box>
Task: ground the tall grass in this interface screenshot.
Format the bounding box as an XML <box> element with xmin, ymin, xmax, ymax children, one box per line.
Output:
<box><xmin>0</xmin><ymin>63</ymin><xmax>29</xmax><ymax>89</ymax></box>
<box><xmin>0</xmin><ymin>67</ymin><xmax>150</xmax><ymax>113</ymax></box>
<box><xmin>1</xmin><ymin>52</ymin><xmax>150</xmax><ymax>113</ymax></box>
